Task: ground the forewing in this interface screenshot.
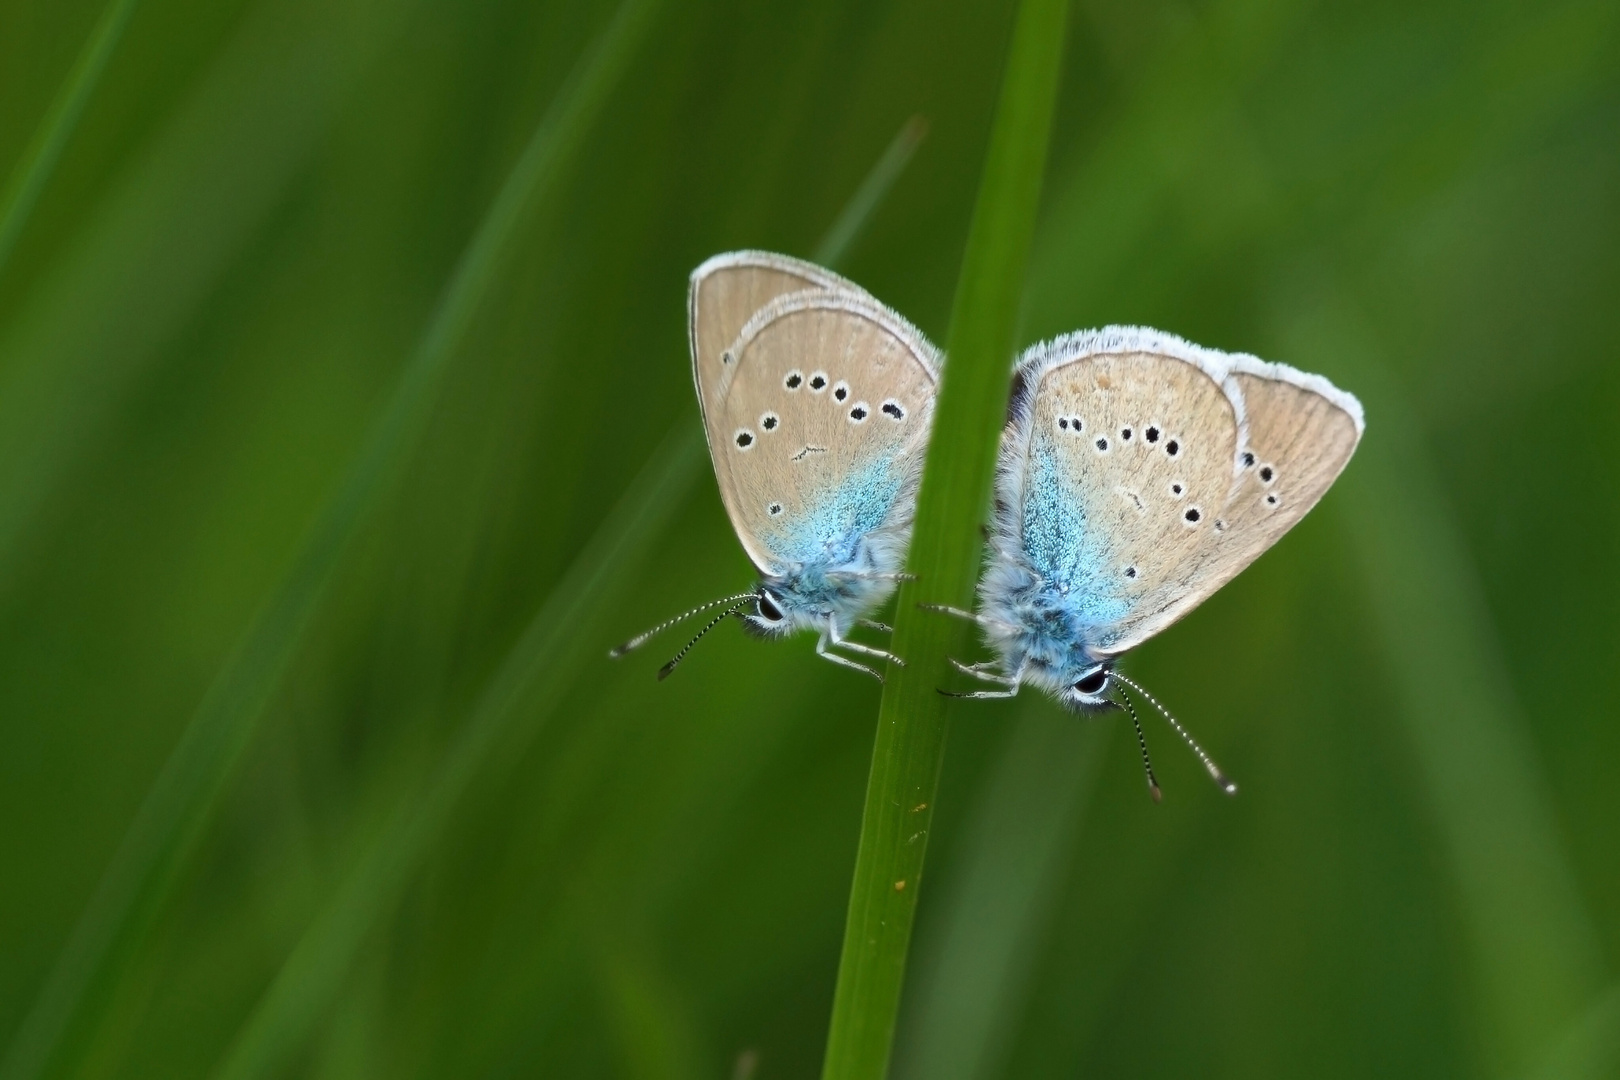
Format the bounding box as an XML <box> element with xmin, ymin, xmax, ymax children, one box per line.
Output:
<box><xmin>1012</xmin><ymin>331</ymin><xmax>1362</xmax><ymax>656</ymax></box>
<box><xmin>709</xmin><ymin>292</ymin><xmax>939</xmax><ymax>575</ymax></box>
<box><xmin>689</xmin><ymin>251</ymin><xmax>869</xmax><ymax>434</ymax></box>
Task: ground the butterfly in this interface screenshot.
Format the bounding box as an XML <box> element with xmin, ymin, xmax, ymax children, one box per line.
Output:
<box><xmin>934</xmin><ymin>326</ymin><xmax>1363</xmax><ymax>796</ymax></box>
<box><xmin>612</xmin><ymin>251</ymin><xmax>942</xmax><ymax>680</ymax></box>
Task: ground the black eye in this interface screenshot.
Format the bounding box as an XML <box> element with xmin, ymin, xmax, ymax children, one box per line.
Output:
<box><xmin>758</xmin><ymin>593</ymin><xmax>783</xmax><ymax>622</ymax></box>
<box><xmin>1075</xmin><ymin>670</ymin><xmax>1107</xmax><ymax>695</ymax></box>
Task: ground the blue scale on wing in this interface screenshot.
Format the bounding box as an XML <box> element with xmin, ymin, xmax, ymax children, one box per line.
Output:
<box><xmin>1021</xmin><ymin>435</ymin><xmax>1131</xmax><ymax>640</ymax></box>
<box><xmin>763</xmin><ymin>455</ymin><xmax>903</xmax><ymax>573</ymax></box>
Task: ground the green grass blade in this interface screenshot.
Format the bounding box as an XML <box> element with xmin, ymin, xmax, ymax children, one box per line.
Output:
<box><xmin>0</xmin><ymin>0</ymin><xmax>140</xmax><ymax>279</ymax></box>
<box><xmin>894</xmin><ymin>707</ymin><xmax>1107</xmax><ymax>1080</ymax></box>
<box><xmin>820</xmin><ymin>2</ymin><xmax>1068</xmax><ymax>1076</ymax></box>
<box><xmin>812</xmin><ymin>115</ymin><xmax>928</xmax><ymax>269</ymax></box>
<box><xmin>210</xmin><ymin>427</ymin><xmax>703</xmax><ymax>1080</ymax></box>
<box><xmin>205</xmin><ymin>108</ymin><xmax>926</xmax><ymax>1080</ymax></box>
<box><xmin>0</xmin><ymin>3</ymin><xmax>664</xmax><ymax>1077</ymax></box>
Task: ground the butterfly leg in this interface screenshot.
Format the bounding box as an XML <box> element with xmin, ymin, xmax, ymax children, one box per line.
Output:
<box><xmin>948</xmin><ymin>658</ymin><xmax>1016</xmax><ymax>685</ymax></box>
<box><xmin>943</xmin><ymin>689</ymin><xmax>1020</xmax><ymax>699</ymax></box>
<box><xmin>858</xmin><ymin>619</ymin><xmax>894</xmax><ymax>634</ymax></box>
<box><xmin>918</xmin><ymin>603</ymin><xmax>1022</xmax><ymax>635</ymax></box>
<box><xmin>828</xmin><ymin>626</ymin><xmax>906</xmax><ymax>668</ymax></box>
<box><xmin>918</xmin><ymin>603</ymin><xmax>982</xmax><ymax>622</ymax></box>
<box><xmin>816</xmin><ymin>632</ymin><xmax>883</xmax><ymax>681</ymax></box>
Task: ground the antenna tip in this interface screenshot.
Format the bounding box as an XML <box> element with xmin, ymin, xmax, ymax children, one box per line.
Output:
<box><xmin>1221</xmin><ymin>780</ymin><xmax>1239</xmax><ymax>796</ymax></box>
<box><xmin>1149</xmin><ymin>783</ymin><xmax>1163</xmax><ymax>803</ymax></box>
<box><xmin>609</xmin><ymin>645</ymin><xmax>629</xmax><ymax>659</ymax></box>
<box><xmin>656</xmin><ymin>662</ymin><xmax>676</xmax><ymax>681</ymax></box>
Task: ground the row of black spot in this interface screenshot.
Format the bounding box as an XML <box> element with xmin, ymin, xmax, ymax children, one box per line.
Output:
<box><xmin>784</xmin><ymin>369</ymin><xmax>909</xmax><ymax>419</ymax></box>
<box><xmin>733</xmin><ymin>401</ymin><xmax>908</xmax><ymax>450</ymax></box>
<box><xmin>1056</xmin><ymin>415</ymin><xmax>1181</xmax><ymax>458</ymax></box>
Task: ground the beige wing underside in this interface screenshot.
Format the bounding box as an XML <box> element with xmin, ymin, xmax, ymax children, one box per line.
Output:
<box><xmin>1023</xmin><ymin>347</ymin><xmax>1361</xmax><ymax>656</ymax></box>
<box><xmin>689</xmin><ymin>251</ymin><xmax>871</xmax><ymax>437</ymax></box>
<box><xmin>705</xmin><ymin>292</ymin><xmax>938</xmax><ymax>576</ymax></box>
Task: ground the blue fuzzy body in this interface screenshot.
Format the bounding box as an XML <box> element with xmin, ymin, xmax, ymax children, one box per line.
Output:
<box><xmin>977</xmin><ymin>359</ymin><xmax>1124</xmax><ymax>704</ymax></box>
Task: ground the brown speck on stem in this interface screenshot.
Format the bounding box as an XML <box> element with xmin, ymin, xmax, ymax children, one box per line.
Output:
<box><xmin>912</xmin><ymin>803</ymin><xmax>927</xmax><ymax>812</ymax></box>
<box><xmin>894</xmin><ymin>880</ymin><xmax>906</xmax><ymax>891</ymax></box>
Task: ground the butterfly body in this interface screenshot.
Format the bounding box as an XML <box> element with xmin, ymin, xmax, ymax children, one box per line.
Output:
<box><xmin>975</xmin><ymin>556</ymin><xmax>1111</xmax><ymax>706</ymax></box>
<box><xmin>963</xmin><ymin>326</ymin><xmax>1364</xmax><ymax>712</ymax></box>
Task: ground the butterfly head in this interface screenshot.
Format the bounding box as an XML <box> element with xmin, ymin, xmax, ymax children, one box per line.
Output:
<box><xmin>740</xmin><ymin>578</ymin><xmax>834</xmax><ymax>638</ymax></box>
<box><xmin>1059</xmin><ymin>663</ymin><xmax>1113</xmax><ymax>712</ymax></box>
<box><xmin>741</xmin><ymin>586</ymin><xmax>795</xmax><ymax>637</ymax></box>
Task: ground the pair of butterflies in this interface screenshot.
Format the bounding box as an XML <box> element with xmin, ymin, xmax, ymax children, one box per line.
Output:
<box><xmin>616</xmin><ymin>250</ymin><xmax>1363</xmax><ymax>794</ymax></box>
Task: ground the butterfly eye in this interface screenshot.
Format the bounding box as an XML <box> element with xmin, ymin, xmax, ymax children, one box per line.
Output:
<box><xmin>757</xmin><ymin>592</ymin><xmax>784</xmax><ymax>622</ymax></box>
<box><xmin>1074</xmin><ymin>670</ymin><xmax>1107</xmax><ymax>696</ymax></box>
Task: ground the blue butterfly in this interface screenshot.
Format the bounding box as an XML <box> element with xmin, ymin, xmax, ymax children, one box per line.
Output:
<box><xmin>936</xmin><ymin>327</ymin><xmax>1363</xmax><ymax>795</ymax></box>
<box><xmin>613</xmin><ymin>252</ymin><xmax>941</xmax><ymax>680</ymax></box>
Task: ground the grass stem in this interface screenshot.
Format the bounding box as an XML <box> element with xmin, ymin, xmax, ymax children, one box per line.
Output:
<box><xmin>819</xmin><ymin>2</ymin><xmax>1068</xmax><ymax>1076</ymax></box>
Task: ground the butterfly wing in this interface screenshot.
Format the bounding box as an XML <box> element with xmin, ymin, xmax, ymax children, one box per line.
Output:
<box><xmin>1003</xmin><ymin>327</ymin><xmax>1362</xmax><ymax>657</ymax></box>
<box><xmin>703</xmin><ymin>291</ymin><xmax>940</xmax><ymax>576</ymax></box>
<box><xmin>689</xmin><ymin>251</ymin><xmax>872</xmax><ymax>438</ymax></box>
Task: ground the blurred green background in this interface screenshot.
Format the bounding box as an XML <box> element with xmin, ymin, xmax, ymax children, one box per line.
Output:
<box><xmin>1</xmin><ymin>0</ymin><xmax>1617</xmax><ymax>1077</ymax></box>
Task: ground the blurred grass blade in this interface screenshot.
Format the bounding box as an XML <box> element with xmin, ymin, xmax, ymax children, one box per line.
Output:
<box><xmin>0</xmin><ymin>2</ymin><xmax>664</xmax><ymax>1076</ymax></box>
<box><xmin>592</xmin><ymin>936</ymin><xmax>707</xmax><ymax>1080</ymax></box>
<box><xmin>812</xmin><ymin>115</ymin><xmax>927</xmax><ymax>269</ymax></box>
<box><xmin>208</xmin><ymin>107</ymin><xmax>925</xmax><ymax>1080</ymax></box>
<box><xmin>1529</xmin><ymin>982</ymin><xmax>1620</xmax><ymax>1080</ymax></box>
<box><xmin>1275</xmin><ymin>295</ymin><xmax>1604</xmax><ymax>1075</ymax></box>
<box><xmin>894</xmin><ymin>707</ymin><xmax>1107</xmax><ymax>1080</ymax></box>
<box><xmin>820</xmin><ymin>1</ymin><xmax>1068</xmax><ymax>1076</ymax></box>
<box><xmin>0</xmin><ymin>0</ymin><xmax>410</xmax><ymax>587</ymax></box>
<box><xmin>0</xmin><ymin>0</ymin><xmax>140</xmax><ymax>279</ymax></box>
<box><xmin>211</xmin><ymin>428</ymin><xmax>702</xmax><ymax>1080</ymax></box>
